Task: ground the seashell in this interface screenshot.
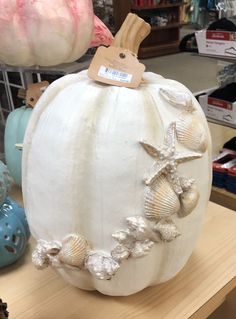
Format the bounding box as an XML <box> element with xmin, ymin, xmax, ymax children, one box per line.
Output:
<box><xmin>178</xmin><ymin>184</ymin><xmax>200</xmax><ymax>218</ymax></box>
<box><xmin>131</xmin><ymin>240</ymin><xmax>154</xmax><ymax>258</ymax></box>
<box><xmin>176</xmin><ymin>113</ymin><xmax>208</xmax><ymax>153</ymax></box>
<box><xmin>153</xmin><ymin>219</ymin><xmax>180</xmax><ymax>242</ymax></box>
<box><xmin>85</xmin><ymin>253</ymin><xmax>120</xmax><ymax>280</ymax></box>
<box><xmin>111</xmin><ymin>244</ymin><xmax>130</xmax><ymax>261</ymax></box>
<box><xmin>144</xmin><ymin>175</ymin><xmax>181</xmax><ymax>220</ymax></box>
<box><xmin>159</xmin><ymin>88</ymin><xmax>194</xmax><ymax>112</ymax></box>
<box><xmin>58</xmin><ymin>234</ymin><xmax>89</xmax><ymax>268</ymax></box>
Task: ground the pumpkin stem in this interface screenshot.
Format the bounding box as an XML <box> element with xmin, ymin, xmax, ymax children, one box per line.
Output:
<box><xmin>112</xmin><ymin>13</ymin><xmax>151</xmax><ymax>55</ymax></box>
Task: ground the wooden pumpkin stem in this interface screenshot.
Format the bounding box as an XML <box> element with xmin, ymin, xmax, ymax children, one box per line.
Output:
<box><xmin>112</xmin><ymin>13</ymin><xmax>151</xmax><ymax>55</ymax></box>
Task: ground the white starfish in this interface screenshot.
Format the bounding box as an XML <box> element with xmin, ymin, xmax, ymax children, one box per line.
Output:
<box><xmin>140</xmin><ymin>122</ymin><xmax>202</xmax><ymax>194</ymax></box>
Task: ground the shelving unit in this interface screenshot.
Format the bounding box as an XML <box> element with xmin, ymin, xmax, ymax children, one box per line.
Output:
<box><xmin>0</xmin><ymin>55</ymin><xmax>92</xmax><ymax>122</ymax></box>
<box><xmin>113</xmin><ymin>0</ymin><xmax>183</xmax><ymax>58</ymax></box>
<box><xmin>194</xmin><ymin>53</ymin><xmax>236</xmax><ymax>129</ymax></box>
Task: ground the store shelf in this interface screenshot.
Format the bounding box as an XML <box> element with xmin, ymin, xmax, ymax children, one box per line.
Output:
<box><xmin>0</xmin><ymin>54</ymin><xmax>92</xmax><ymax>75</ymax></box>
<box><xmin>151</xmin><ymin>22</ymin><xmax>181</xmax><ymax>30</ymax></box>
<box><xmin>194</xmin><ymin>87</ymin><xmax>236</xmax><ymax>129</ymax></box>
<box><xmin>210</xmin><ymin>186</ymin><xmax>236</xmax><ymax>211</ymax></box>
<box><xmin>139</xmin><ymin>41</ymin><xmax>180</xmax><ymax>58</ymax></box>
<box><xmin>132</xmin><ymin>2</ymin><xmax>183</xmax><ymax>10</ymax></box>
<box><xmin>206</xmin><ymin>117</ymin><xmax>236</xmax><ymax>129</ymax></box>
<box><xmin>113</xmin><ymin>0</ymin><xmax>182</xmax><ymax>58</ymax></box>
<box><xmin>194</xmin><ymin>53</ymin><xmax>236</xmax><ymax>63</ymax></box>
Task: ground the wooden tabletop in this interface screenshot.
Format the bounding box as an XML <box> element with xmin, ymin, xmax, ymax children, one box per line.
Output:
<box><xmin>1</xmin><ymin>186</ymin><xmax>236</xmax><ymax>319</ymax></box>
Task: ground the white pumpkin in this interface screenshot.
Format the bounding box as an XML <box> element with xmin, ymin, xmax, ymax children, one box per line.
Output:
<box><xmin>22</xmin><ymin>69</ymin><xmax>212</xmax><ymax>296</ymax></box>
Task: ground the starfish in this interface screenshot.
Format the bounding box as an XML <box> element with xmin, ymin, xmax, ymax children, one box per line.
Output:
<box><xmin>139</xmin><ymin>122</ymin><xmax>202</xmax><ymax>194</ymax></box>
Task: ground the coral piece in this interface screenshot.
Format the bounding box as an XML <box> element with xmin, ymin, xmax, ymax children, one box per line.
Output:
<box><xmin>159</xmin><ymin>88</ymin><xmax>195</xmax><ymax>112</ymax></box>
<box><xmin>58</xmin><ymin>234</ymin><xmax>89</xmax><ymax>268</ymax></box>
<box><xmin>144</xmin><ymin>175</ymin><xmax>180</xmax><ymax>220</ymax></box>
<box><xmin>153</xmin><ymin>219</ymin><xmax>181</xmax><ymax>242</ymax></box>
<box><xmin>85</xmin><ymin>253</ymin><xmax>120</xmax><ymax>280</ymax></box>
<box><xmin>176</xmin><ymin>113</ymin><xmax>208</xmax><ymax>153</ymax></box>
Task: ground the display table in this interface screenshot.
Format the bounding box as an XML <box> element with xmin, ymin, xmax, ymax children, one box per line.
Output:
<box><xmin>1</xmin><ymin>186</ymin><xmax>236</xmax><ymax>319</ymax></box>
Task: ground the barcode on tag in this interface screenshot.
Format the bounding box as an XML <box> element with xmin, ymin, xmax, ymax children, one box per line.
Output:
<box><xmin>98</xmin><ymin>66</ymin><xmax>133</xmax><ymax>83</ymax></box>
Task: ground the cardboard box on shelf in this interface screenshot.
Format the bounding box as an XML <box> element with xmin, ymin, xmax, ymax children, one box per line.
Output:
<box><xmin>195</xmin><ymin>29</ymin><xmax>236</xmax><ymax>58</ymax></box>
<box><xmin>198</xmin><ymin>90</ymin><xmax>236</xmax><ymax>125</ymax></box>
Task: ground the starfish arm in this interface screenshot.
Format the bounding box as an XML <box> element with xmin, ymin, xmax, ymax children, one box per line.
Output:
<box><xmin>164</xmin><ymin>122</ymin><xmax>176</xmax><ymax>147</ymax></box>
<box><xmin>175</xmin><ymin>151</ymin><xmax>202</xmax><ymax>163</ymax></box>
<box><xmin>139</xmin><ymin>141</ymin><xmax>161</xmax><ymax>158</ymax></box>
<box><xmin>167</xmin><ymin>172</ymin><xmax>183</xmax><ymax>194</ymax></box>
<box><xmin>146</xmin><ymin>161</ymin><xmax>168</xmax><ymax>186</ymax></box>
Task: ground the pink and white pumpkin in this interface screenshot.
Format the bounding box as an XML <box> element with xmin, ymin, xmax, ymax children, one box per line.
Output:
<box><xmin>0</xmin><ymin>0</ymin><xmax>113</xmax><ymax>66</ymax></box>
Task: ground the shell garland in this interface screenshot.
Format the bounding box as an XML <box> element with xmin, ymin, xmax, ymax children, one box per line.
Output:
<box><xmin>32</xmin><ymin>87</ymin><xmax>207</xmax><ymax>281</ymax></box>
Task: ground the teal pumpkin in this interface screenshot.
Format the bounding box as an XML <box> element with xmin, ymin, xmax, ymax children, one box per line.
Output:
<box><xmin>5</xmin><ymin>106</ymin><xmax>32</xmax><ymax>186</ymax></box>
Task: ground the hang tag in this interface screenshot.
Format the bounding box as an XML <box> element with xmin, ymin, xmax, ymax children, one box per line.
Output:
<box><xmin>26</xmin><ymin>81</ymin><xmax>49</xmax><ymax>107</ymax></box>
<box><xmin>87</xmin><ymin>46</ymin><xmax>145</xmax><ymax>88</ymax></box>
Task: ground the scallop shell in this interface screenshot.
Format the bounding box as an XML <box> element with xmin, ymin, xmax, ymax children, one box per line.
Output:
<box><xmin>58</xmin><ymin>234</ymin><xmax>89</xmax><ymax>268</ymax></box>
<box><xmin>178</xmin><ymin>185</ymin><xmax>200</xmax><ymax>218</ymax></box>
<box><xmin>176</xmin><ymin>113</ymin><xmax>208</xmax><ymax>153</ymax></box>
<box><xmin>144</xmin><ymin>175</ymin><xmax>181</xmax><ymax>220</ymax></box>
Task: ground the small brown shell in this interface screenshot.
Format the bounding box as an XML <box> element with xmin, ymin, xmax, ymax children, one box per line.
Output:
<box><xmin>58</xmin><ymin>234</ymin><xmax>89</xmax><ymax>268</ymax></box>
<box><xmin>178</xmin><ymin>185</ymin><xmax>199</xmax><ymax>218</ymax></box>
<box><xmin>144</xmin><ymin>175</ymin><xmax>181</xmax><ymax>220</ymax></box>
<box><xmin>176</xmin><ymin>113</ymin><xmax>208</xmax><ymax>153</ymax></box>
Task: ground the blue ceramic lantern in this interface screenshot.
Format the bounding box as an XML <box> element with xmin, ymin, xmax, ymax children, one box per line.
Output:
<box><xmin>0</xmin><ymin>161</ymin><xmax>30</xmax><ymax>268</ymax></box>
<box><xmin>0</xmin><ymin>197</ymin><xmax>30</xmax><ymax>268</ymax></box>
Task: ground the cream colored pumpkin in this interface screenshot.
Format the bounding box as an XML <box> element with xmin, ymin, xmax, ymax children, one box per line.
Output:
<box><xmin>22</xmin><ymin>70</ymin><xmax>212</xmax><ymax>296</ymax></box>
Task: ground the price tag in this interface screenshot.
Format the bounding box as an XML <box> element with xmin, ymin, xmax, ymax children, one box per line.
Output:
<box><xmin>26</xmin><ymin>81</ymin><xmax>49</xmax><ymax>108</ymax></box>
<box><xmin>87</xmin><ymin>46</ymin><xmax>145</xmax><ymax>88</ymax></box>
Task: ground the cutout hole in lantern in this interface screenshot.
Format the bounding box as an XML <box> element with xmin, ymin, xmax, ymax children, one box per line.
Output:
<box><xmin>4</xmin><ymin>245</ymin><xmax>16</xmax><ymax>254</ymax></box>
<box><xmin>12</xmin><ymin>234</ymin><xmax>20</xmax><ymax>245</ymax></box>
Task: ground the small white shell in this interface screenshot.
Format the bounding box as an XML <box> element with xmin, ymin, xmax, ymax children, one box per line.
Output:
<box><xmin>58</xmin><ymin>234</ymin><xmax>89</xmax><ymax>268</ymax></box>
<box><xmin>178</xmin><ymin>185</ymin><xmax>200</xmax><ymax>217</ymax></box>
<box><xmin>111</xmin><ymin>244</ymin><xmax>130</xmax><ymax>261</ymax></box>
<box><xmin>144</xmin><ymin>175</ymin><xmax>181</xmax><ymax>220</ymax></box>
<box><xmin>159</xmin><ymin>88</ymin><xmax>194</xmax><ymax>112</ymax></box>
<box><xmin>85</xmin><ymin>253</ymin><xmax>120</xmax><ymax>280</ymax></box>
<box><xmin>131</xmin><ymin>240</ymin><xmax>154</xmax><ymax>258</ymax></box>
<box><xmin>176</xmin><ymin>113</ymin><xmax>208</xmax><ymax>153</ymax></box>
<box><xmin>153</xmin><ymin>219</ymin><xmax>180</xmax><ymax>242</ymax></box>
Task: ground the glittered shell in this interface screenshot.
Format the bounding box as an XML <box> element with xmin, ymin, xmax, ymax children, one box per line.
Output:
<box><xmin>144</xmin><ymin>175</ymin><xmax>181</xmax><ymax>220</ymax></box>
<box><xmin>58</xmin><ymin>234</ymin><xmax>89</xmax><ymax>268</ymax></box>
<box><xmin>176</xmin><ymin>113</ymin><xmax>208</xmax><ymax>153</ymax></box>
<box><xmin>22</xmin><ymin>71</ymin><xmax>212</xmax><ymax>296</ymax></box>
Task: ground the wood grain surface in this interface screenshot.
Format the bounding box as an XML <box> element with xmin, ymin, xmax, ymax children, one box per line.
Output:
<box><xmin>0</xmin><ymin>186</ymin><xmax>236</xmax><ymax>319</ymax></box>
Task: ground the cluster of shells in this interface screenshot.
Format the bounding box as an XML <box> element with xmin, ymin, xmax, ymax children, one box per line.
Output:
<box><xmin>32</xmin><ymin>87</ymin><xmax>208</xmax><ymax>281</ymax></box>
